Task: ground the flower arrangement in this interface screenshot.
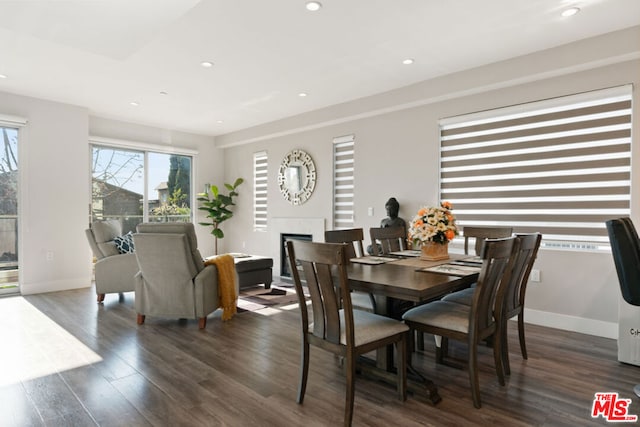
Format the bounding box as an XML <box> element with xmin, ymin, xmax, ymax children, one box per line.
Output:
<box><xmin>408</xmin><ymin>201</ymin><xmax>459</xmax><ymax>246</ymax></box>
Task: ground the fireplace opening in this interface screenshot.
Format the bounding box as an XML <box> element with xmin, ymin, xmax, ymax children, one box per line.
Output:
<box><xmin>280</xmin><ymin>233</ymin><xmax>313</xmax><ymax>279</ymax></box>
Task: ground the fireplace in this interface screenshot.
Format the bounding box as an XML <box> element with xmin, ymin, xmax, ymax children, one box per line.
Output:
<box><xmin>271</xmin><ymin>217</ymin><xmax>325</xmax><ymax>277</ymax></box>
<box><xmin>280</xmin><ymin>233</ymin><xmax>313</xmax><ymax>279</ymax></box>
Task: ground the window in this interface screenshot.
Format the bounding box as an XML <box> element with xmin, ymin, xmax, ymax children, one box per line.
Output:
<box><xmin>333</xmin><ymin>135</ymin><xmax>355</xmax><ymax>229</ymax></box>
<box><xmin>91</xmin><ymin>139</ymin><xmax>194</xmax><ymax>232</ymax></box>
<box><xmin>0</xmin><ymin>115</ymin><xmax>24</xmax><ymax>294</ymax></box>
<box><xmin>253</xmin><ymin>151</ymin><xmax>268</xmax><ymax>231</ymax></box>
<box><xmin>440</xmin><ymin>85</ymin><xmax>632</xmax><ymax>250</ymax></box>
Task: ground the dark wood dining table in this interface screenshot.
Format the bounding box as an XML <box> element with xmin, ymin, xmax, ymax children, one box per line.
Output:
<box><xmin>346</xmin><ymin>253</ymin><xmax>480</xmax><ymax>404</ymax></box>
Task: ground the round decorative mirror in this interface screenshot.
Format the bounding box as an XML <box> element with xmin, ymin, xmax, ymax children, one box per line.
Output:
<box><xmin>278</xmin><ymin>149</ymin><xmax>316</xmax><ymax>205</ymax></box>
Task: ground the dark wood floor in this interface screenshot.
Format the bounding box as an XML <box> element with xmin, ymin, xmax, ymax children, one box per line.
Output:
<box><xmin>1</xmin><ymin>286</ymin><xmax>638</xmax><ymax>426</ymax></box>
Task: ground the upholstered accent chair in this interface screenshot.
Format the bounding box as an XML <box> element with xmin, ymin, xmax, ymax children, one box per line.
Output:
<box><xmin>85</xmin><ymin>219</ymin><xmax>138</xmax><ymax>302</ymax></box>
<box><xmin>133</xmin><ymin>222</ymin><xmax>234</xmax><ymax>329</ymax></box>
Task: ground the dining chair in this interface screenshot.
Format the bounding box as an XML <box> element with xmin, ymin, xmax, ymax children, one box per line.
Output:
<box><xmin>286</xmin><ymin>239</ymin><xmax>409</xmax><ymax>426</ymax></box>
<box><xmin>324</xmin><ymin>228</ymin><xmax>366</xmax><ymax>259</ymax></box>
<box><xmin>463</xmin><ymin>226</ymin><xmax>513</xmax><ymax>255</ymax></box>
<box><xmin>325</xmin><ymin>228</ymin><xmax>375</xmax><ymax>312</ymax></box>
<box><xmin>443</xmin><ymin>233</ymin><xmax>542</xmax><ymax>375</ymax></box>
<box><xmin>369</xmin><ymin>226</ymin><xmax>407</xmax><ymax>256</ymax></box>
<box><xmin>402</xmin><ymin>236</ymin><xmax>518</xmax><ymax>408</ymax></box>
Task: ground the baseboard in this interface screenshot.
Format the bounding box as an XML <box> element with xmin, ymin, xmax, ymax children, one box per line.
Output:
<box><xmin>20</xmin><ymin>277</ymin><xmax>91</xmax><ymax>295</ymax></box>
<box><xmin>523</xmin><ymin>308</ymin><xmax>618</xmax><ymax>339</ymax></box>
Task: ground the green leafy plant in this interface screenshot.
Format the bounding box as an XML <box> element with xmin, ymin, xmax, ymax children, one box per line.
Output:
<box><xmin>197</xmin><ymin>178</ymin><xmax>244</xmax><ymax>254</ymax></box>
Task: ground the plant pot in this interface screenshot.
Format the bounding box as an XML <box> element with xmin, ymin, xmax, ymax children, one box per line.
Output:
<box><xmin>420</xmin><ymin>241</ymin><xmax>449</xmax><ymax>261</ymax></box>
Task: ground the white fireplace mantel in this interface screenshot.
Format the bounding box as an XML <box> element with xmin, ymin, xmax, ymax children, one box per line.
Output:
<box><xmin>271</xmin><ymin>217</ymin><xmax>325</xmax><ymax>276</ymax></box>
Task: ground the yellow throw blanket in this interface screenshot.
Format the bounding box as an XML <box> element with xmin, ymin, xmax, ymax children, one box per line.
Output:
<box><xmin>204</xmin><ymin>254</ymin><xmax>237</xmax><ymax>321</ymax></box>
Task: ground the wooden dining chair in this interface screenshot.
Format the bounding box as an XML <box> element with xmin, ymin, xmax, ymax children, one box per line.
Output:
<box><xmin>286</xmin><ymin>240</ymin><xmax>409</xmax><ymax>426</ymax></box>
<box><xmin>325</xmin><ymin>228</ymin><xmax>375</xmax><ymax>312</ymax></box>
<box><xmin>369</xmin><ymin>226</ymin><xmax>406</xmax><ymax>256</ymax></box>
<box><xmin>463</xmin><ymin>226</ymin><xmax>513</xmax><ymax>255</ymax></box>
<box><xmin>402</xmin><ymin>237</ymin><xmax>518</xmax><ymax>408</ymax></box>
<box><xmin>325</xmin><ymin>228</ymin><xmax>366</xmax><ymax>259</ymax></box>
<box><xmin>442</xmin><ymin>233</ymin><xmax>542</xmax><ymax>375</ymax></box>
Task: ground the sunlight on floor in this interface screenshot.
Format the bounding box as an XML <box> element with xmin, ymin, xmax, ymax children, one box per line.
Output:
<box><xmin>0</xmin><ymin>296</ymin><xmax>103</xmax><ymax>387</ymax></box>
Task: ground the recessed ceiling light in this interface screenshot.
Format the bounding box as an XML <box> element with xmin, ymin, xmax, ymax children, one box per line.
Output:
<box><xmin>561</xmin><ymin>7</ymin><xmax>580</xmax><ymax>17</ymax></box>
<box><xmin>0</xmin><ymin>74</ymin><xmax>6</xmax><ymax>79</ymax></box>
<box><xmin>159</xmin><ymin>91</ymin><xmax>168</xmax><ymax>96</ymax></box>
<box><xmin>200</xmin><ymin>61</ymin><xmax>214</xmax><ymax>68</ymax></box>
<box><xmin>402</xmin><ymin>58</ymin><xmax>414</xmax><ymax>65</ymax></box>
<box><xmin>298</xmin><ymin>92</ymin><xmax>308</xmax><ymax>97</ymax></box>
<box><xmin>130</xmin><ymin>101</ymin><xmax>139</xmax><ymax>107</ymax></box>
<box><xmin>306</xmin><ymin>1</ymin><xmax>322</xmax><ymax>11</ymax></box>
<box><xmin>216</xmin><ymin>120</ymin><xmax>224</xmax><ymax>124</ymax></box>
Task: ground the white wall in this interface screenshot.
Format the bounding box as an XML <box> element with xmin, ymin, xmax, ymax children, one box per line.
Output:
<box><xmin>0</xmin><ymin>92</ymin><xmax>223</xmax><ymax>295</ymax></box>
<box><xmin>0</xmin><ymin>91</ymin><xmax>90</xmax><ymax>295</ymax></box>
<box><xmin>218</xmin><ymin>26</ymin><xmax>640</xmax><ymax>338</ymax></box>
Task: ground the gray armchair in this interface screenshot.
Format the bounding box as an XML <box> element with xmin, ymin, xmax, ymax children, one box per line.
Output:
<box><xmin>133</xmin><ymin>222</ymin><xmax>233</xmax><ymax>329</ymax></box>
<box><xmin>85</xmin><ymin>220</ymin><xmax>138</xmax><ymax>302</ymax></box>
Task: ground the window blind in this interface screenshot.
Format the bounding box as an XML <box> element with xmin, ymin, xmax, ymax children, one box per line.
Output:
<box><xmin>333</xmin><ymin>135</ymin><xmax>355</xmax><ymax>229</ymax></box>
<box><xmin>440</xmin><ymin>85</ymin><xmax>632</xmax><ymax>249</ymax></box>
<box><xmin>253</xmin><ymin>151</ymin><xmax>268</xmax><ymax>231</ymax></box>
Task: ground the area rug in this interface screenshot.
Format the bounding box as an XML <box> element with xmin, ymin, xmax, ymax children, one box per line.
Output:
<box><xmin>237</xmin><ymin>282</ymin><xmax>306</xmax><ymax>312</ymax></box>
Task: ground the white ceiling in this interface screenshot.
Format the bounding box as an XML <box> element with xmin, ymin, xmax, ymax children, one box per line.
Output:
<box><xmin>0</xmin><ymin>0</ymin><xmax>638</xmax><ymax>137</ymax></box>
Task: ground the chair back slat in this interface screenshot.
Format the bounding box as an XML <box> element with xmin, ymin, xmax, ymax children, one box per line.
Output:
<box><xmin>471</xmin><ymin>237</ymin><xmax>517</xmax><ymax>334</ymax></box>
<box><xmin>369</xmin><ymin>226</ymin><xmax>406</xmax><ymax>255</ymax></box>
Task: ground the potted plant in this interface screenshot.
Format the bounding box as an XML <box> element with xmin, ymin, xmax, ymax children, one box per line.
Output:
<box><xmin>197</xmin><ymin>178</ymin><xmax>244</xmax><ymax>255</ymax></box>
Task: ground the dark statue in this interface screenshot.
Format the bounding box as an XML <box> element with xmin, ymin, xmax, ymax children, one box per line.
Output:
<box><xmin>380</xmin><ymin>197</ymin><xmax>406</xmax><ymax>230</ymax></box>
<box><xmin>367</xmin><ymin>197</ymin><xmax>407</xmax><ymax>255</ymax></box>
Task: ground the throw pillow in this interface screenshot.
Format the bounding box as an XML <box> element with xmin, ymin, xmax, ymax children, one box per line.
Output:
<box><xmin>114</xmin><ymin>232</ymin><xmax>135</xmax><ymax>254</ymax></box>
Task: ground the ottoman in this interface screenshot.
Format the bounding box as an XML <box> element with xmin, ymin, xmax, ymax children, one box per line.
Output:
<box><xmin>233</xmin><ymin>255</ymin><xmax>273</xmax><ymax>290</ymax></box>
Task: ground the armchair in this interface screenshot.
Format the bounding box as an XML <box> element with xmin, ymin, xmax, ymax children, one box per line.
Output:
<box><xmin>85</xmin><ymin>220</ymin><xmax>138</xmax><ymax>302</ymax></box>
<box><xmin>133</xmin><ymin>222</ymin><xmax>235</xmax><ymax>329</ymax></box>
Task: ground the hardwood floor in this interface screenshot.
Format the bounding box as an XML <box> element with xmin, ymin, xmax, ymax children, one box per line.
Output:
<box><xmin>1</xmin><ymin>286</ymin><xmax>638</xmax><ymax>426</ymax></box>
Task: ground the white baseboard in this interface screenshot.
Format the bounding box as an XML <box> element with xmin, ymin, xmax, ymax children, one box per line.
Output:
<box><xmin>523</xmin><ymin>308</ymin><xmax>618</xmax><ymax>339</ymax></box>
<box><xmin>20</xmin><ymin>277</ymin><xmax>91</xmax><ymax>295</ymax></box>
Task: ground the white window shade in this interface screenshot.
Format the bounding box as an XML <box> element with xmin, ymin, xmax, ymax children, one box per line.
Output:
<box><xmin>440</xmin><ymin>85</ymin><xmax>632</xmax><ymax>250</ymax></box>
<box><xmin>333</xmin><ymin>135</ymin><xmax>355</xmax><ymax>229</ymax></box>
<box><xmin>253</xmin><ymin>151</ymin><xmax>268</xmax><ymax>231</ymax></box>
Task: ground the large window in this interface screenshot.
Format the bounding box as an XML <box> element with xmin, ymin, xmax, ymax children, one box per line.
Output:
<box><xmin>0</xmin><ymin>118</ymin><xmax>22</xmax><ymax>294</ymax></box>
<box><xmin>440</xmin><ymin>85</ymin><xmax>632</xmax><ymax>250</ymax></box>
<box><xmin>91</xmin><ymin>141</ymin><xmax>194</xmax><ymax>233</ymax></box>
<box><xmin>253</xmin><ymin>151</ymin><xmax>268</xmax><ymax>231</ymax></box>
<box><xmin>333</xmin><ymin>135</ymin><xmax>355</xmax><ymax>229</ymax></box>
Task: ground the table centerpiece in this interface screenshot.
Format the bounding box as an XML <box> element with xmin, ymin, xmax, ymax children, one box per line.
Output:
<box><xmin>408</xmin><ymin>201</ymin><xmax>459</xmax><ymax>261</ymax></box>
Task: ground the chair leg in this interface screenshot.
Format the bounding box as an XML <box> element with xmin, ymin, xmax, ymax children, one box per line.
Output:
<box><xmin>297</xmin><ymin>339</ymin><xmax>310</xmax><ymax>404</ymax></box>
<box><xmin>345</xmin><ymin>352</ymin><xmax>356</xmax><ymax>427</ymax></box>
<box><xmin>518</xmin><ymin>313</ymin><xmax>528</xmax><ymax>360</ymax></box>
<box><xmin>417</xmin><ymin>331</ymin><xmax>424</xmax><ymax>351</ymax></box>
<box><xmin>396</xmin><ymin>336</ymin><xmax>407</xmax><ymax>401</ymax></box>
<box><xmin>198</xmin><ymin>317</ymin><xmax>207</xmax><ymax>329</ymax></box>
<box><xmin>137</xmin><ymin>314</ymin><xmax>145</xmax><ymax>325</ymax></box>
<box><xmin>492</xmin><ymin>332</ymin><xmax>505</xmax><ymax>386</ymax></box>
<box><xmin>501</xmin><ymin>319</ymin><xmax>512</xmax><ymax>376</ymax></box>
<box><xmin>435</xmin><ymin>336</ymin><xmax>448</xmax><ymax>364</ymax></box>
<box><xmin>468</xmin><ymin>341</ymin><xmax>482</xmax><ymax>408</ymax></box>
<box><xmin>97</xmin><ymin>293</ymin><xmax>105</xmax><ymax>303</ymax></box>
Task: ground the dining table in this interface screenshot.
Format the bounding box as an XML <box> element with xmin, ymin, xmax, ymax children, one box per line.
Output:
<box><xmin>346</xmin><ymin>252</ymin><xmax>481</xmax><ymax>404</ymax></box>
